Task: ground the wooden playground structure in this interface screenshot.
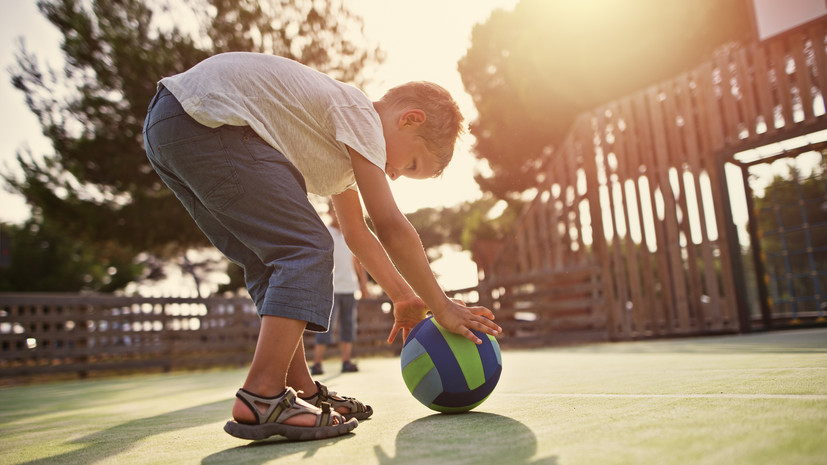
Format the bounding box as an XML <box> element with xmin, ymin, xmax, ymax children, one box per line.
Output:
<box><xmin>477</xmin><ymin>15</ymin><xmax>827</xmax><ymax>343</ymax></box>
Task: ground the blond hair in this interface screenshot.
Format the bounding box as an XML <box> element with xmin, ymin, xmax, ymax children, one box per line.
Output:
<box><xmin>378</xmin><ymin>81</ymin><xmax>464</xmax><ymax>176</ymax></box>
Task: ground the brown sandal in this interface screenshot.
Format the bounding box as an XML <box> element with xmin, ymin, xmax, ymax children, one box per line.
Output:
<box><xmin>224</xmin><ymin>387</ymin><xmax>357</xmax><ymax>441</ymax></box>
<box><xmin>301</xmin><ymin>381</ymin><xmax>373</xmax><ymax>421</ymax></box>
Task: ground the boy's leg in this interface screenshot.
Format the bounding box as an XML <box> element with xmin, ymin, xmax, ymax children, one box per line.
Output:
<box><xmin>232</xmin><ymin>315</ymin><xmax>328</xmax><ymax>426</ymax></box>
<box><xmin>288</xmin><ymin>335</ymin><xmax>317</xmax><ymax>396</ymax></box>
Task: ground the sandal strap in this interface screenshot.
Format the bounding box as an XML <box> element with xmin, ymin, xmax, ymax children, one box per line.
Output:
<box><xmin>317</xmin><ymin>402</ymin><xmax>332</xmax><ymax>427</ymax></box>
<box><xmin>305</xmin><ymin>381</ymin><xmax>368</xmax><ymax>415</ymax></box>
<box><xmin>235</xmin><ymin>387</ymin><xmax>296</xmax><ymax>425</ymax></box>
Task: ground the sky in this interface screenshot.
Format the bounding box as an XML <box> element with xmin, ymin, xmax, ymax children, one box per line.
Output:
<box><xmin>0</xmin><ymin>0</ymin><xmax>519</xmax><ymax>225</ymax></box>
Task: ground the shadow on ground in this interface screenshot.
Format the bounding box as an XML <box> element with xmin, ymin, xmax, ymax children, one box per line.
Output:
<box><xmin>202</xmin><ymin>413</ymin><xmax>557</xmax><ymax>465</ymax></box>
<box><xmin>16</xmin><ymin>399</ymin><xmax>229</xmax><ymax>465</ymax></box>
<box><xmin>374</xmin><ymin>413</ymin><xmax>557</xmax><ymax>465</ymax></box>
<box><xmin>201</xmin><ymin>431</ymin><xmax>357</xmax><ymax>464</ymax></box>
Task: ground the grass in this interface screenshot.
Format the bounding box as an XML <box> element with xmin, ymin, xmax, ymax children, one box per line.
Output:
<box><xmin>1</xmin><ymin>328</ymin><xmax>825</xmax><ymax>465</ymax></box>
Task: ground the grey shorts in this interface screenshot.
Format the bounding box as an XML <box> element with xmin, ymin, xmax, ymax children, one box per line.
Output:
<box><xmin>142</xmin><ymin>86</ymin><xmax>334</xmax><ymax>331</ymax></box>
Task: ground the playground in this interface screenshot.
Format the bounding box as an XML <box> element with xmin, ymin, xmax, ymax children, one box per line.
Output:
<box><xmin>2</xmin><ymin>327</ymin><xmax>824</xmax><ymax>465</ymax></box>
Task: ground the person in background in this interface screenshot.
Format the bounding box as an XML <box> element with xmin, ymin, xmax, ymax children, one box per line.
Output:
<box><xmin>311</xmin><ymin>204</ymin><xmax>370</xmax><ymax>375</ymax></box>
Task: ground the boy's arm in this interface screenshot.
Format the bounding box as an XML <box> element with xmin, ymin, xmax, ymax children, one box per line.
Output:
<box><xmin>351</xmin><ymin>255</ymin><xmax>369</xmax><ymax>298</ymax></box>
<box><xmin>332</xmin><ymin>188</ymin><xmax>430</xmax><ymax>340</ymax></box>
<box><xmin>342</xmin><ymin>147</ymin><xmax>501</xmax><ymax>344</ymax></box>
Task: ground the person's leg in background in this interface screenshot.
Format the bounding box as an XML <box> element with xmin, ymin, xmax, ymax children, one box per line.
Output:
<box><xmin>338</xmin><ymin>293</ymin><xmax>358</xmax><ymax>372</ymax></box>
<box><xmin>311</xmin><ymin>298</ymin><xmax>338</xmax><ymax>375</ymax></box>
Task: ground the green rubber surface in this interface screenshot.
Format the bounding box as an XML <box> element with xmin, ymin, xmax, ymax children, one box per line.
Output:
<box><xmin>1</xmin><ymin>328</ymin><xmax>825</xmax><ymax>465</ymax></box>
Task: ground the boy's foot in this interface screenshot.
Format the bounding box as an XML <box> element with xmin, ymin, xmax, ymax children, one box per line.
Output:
<box><xmin>301</xmin><ymin>381</ymin><xmax>373</xmax><ymax>421</ymax></box>
<box><xmin>224</xmin><ymin>387</ymin><xmax>357</xmax><ymax>441</ymax></box>
<box><xmin>342</xmin><ymin>360</ymin><xmax>359</xmax><ymax>373</ymax></box>
<box><xmin>310</xmin><ymin>363</ymin><xmax>323</xmax><ymax>375</ymax></box>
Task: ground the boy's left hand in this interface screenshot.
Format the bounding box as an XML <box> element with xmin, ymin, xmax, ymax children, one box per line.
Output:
<box><xmin>387</xmin><ymin>295</ymin><xmax>429</xmax><ymax>344</ymax></box>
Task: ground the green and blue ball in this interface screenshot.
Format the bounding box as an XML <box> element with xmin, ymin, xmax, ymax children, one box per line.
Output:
<box><xmin>401</xmin><ymin>316</ymin><xmax>502</xmax><ymax>413</ymax></box>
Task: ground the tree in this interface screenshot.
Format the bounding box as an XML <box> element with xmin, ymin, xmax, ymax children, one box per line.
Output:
<box><xmin>0</xmin><ymin>221</ymin><xmax>141</xmax><ymax>292</ymax></box>
<box><xmin>753</xmin><ymin>161</ymin><xmax>827</xmax><ymax>302</ymax></box>
<box><xmin>4</xmin><ymin>0</ymin><xmax>382</xmax><ymax>292</ymax></box>
<box><xmin>458</xmin><ymin>0</ymin><xmax>753</xmax><ymax>201</ymax></box>
<box><xmin>406</xmin><ymin>196</ymin><xmax>521</xmax><ymax>256</ymax></box>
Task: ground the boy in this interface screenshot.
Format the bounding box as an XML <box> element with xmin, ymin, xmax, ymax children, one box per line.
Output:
<box><xmin>142</xmin><ymin>52</ymin><xmax>501</xmax><ymax>442</ymax></box>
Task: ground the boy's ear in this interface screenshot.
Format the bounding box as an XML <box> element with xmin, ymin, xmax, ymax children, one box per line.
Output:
<box><xmin>398</xmin><ymin>109</ymin><xmax>426</xmax><ymax>128</ymax></box>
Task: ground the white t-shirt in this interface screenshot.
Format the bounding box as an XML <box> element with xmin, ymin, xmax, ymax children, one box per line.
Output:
<box><xmin>327</xmin><ymin>225</ymin><xmax>358</xmax><ymax>294</ymax></box>
<box><xmin>159</xmin><ymin>52</ymin><xmax>386</xmax><ymax>196</ymax></box>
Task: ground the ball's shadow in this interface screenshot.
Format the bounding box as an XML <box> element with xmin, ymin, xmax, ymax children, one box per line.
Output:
<box><xmin>374</xmin><ymin>412</ymin><xmax>558</xmax><ymax>465</ymax></box>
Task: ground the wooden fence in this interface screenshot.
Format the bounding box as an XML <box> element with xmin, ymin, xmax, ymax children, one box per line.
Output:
<box><xmin>0</xmin><ymin>292</ymin><xmax>557</xmax><ymax>379</ymax></box>
<box><xmin>0</xmin><ymin>293</ymin><xmax>420</xmax><ymax>379</ymax></box>
<box><xmin>0</xmin><ymin>294</ymin><xmax>258</xmax><ymax>378</ymax></box>
<box><xmin>483</xmin><ymin>16</ymin><xmax>827</xmax><ymax>341</ymax></box>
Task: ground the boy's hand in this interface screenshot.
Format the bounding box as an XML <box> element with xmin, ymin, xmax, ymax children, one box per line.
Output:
<box><xmin>387</xmin><ymin>296</ymin><xmax>502</xmax><ymax>346</ymax></box>
<box><xmin>387</xmin><ymin>295</ymin><xmax>429</xmax><ymax>344</ymax></box>
<box><xmin>433</xmin><ymin>301</ymin><xmax>501</xmax><ymax>345</ymax></box>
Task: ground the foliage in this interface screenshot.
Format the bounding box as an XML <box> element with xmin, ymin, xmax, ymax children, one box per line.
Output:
<box><xmin>458</xmin><ymin>0</ymin><xmax>752</xmax><ymax>200</ymax></box>
<box><xmin>0</xmin><ymin>221</ymin><xmax>140</xmax><ymax>292</ymax></box>
<box><xmin>753</xmin><ymin>160</ymin><xmax>827</xmax><ymax>301</ymax></box>
<box><xmin>4</xmin><ymin>0</ymin><xmax>382</xmax><ymax>292</ymax></box>
<box><xmin>405</xmin><ymin>196</ymin><xmax>521</xmax><ymax>259</ymax></box>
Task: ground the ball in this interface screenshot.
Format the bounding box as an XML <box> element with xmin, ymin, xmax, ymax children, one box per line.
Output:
<box><xmin>400</xmin><ymin>316</ymin><xmax>502</xmax><ymax>413</ymax></box>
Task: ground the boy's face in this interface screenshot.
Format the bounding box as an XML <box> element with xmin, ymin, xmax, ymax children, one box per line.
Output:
<box><xmin>384</xmin><ymin>110</ymin><xmax>440</xmax><ymax>181</ymax></box>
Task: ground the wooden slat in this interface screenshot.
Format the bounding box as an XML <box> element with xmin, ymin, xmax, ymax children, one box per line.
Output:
<box><xmin>717</xmin><ymin>52</ymin><xmax>743</xmax><ymax>144</ymax></box>
<box><xmin>648</xmin><ymin>84</ymin><xmax>692</xmax><ymax>333</ymax></box>
<box><xmin>611</xmin><ymin>101</ymin><xmax>647</xmax><ymax>335</ymax></box>
<box><xmin>789</xmin><ymin>30</ymin><xmax>816</xmax><ymax>123</ymax></box>
<box><xmin>565</xmin><ymin>135</ymin><xmax>588</xmax><ymax>260</ymax></box>
<box><xmin>621</xmin><ymin>97</ymin><xmax>659</xmax><ymax>334</ymax></box>
<box><xmin>676</xmin><ymin>73</ymin><xmax>724</xmax><ymax>330</ymax></box>
<box><xmin>631</xmin><ymin>91</ymin><xmax>673</xmax><ymax>334</ymax></box>
<box><xmin>525</xmin><ymin>207</ymin><xmax>540</xmax><ymax>272</ymax></box>
<box><xmin>808</xmin><ymin>22</ymin><xmax>827</xmax><ymax>107</ymax></box>
<box><xmin>699</xmin><ymin>61</ymin><xmax>728</xmax><ymax>150</ymax></box>
<box><xmin>595</xmin><ymin>107</ymin><xmax>631</xmax><ymax>337</ymax></box>
<box><xmin>735</xmin><ymin>47</ymin><xmax>759</xmax><ymax>140</ymax></box>
<box><xmin>537</xmin><ymin>191</ymin><xmax>552</xmax><ymax>270</ymax></box>
<box><xmin>548</xmin><ymin>187</ymin><xmax>562</xmax><ymax>269</ymax></box>
<box><xmin>664</xmin><ymin>77</ymin><xmax>705</xmax><ymax>331</ymax></box>
<box><xmin>769</xmin><ymin>40</ymin><xmax>795</xmax><ymax>128</ymax></box>
<box><xmin>516</xmin><ymin>220</ymin><xmax>530</xmax><ymax>275</ymax></box>
<box><xmin>574</xmin><ymin>113</ymin><xmax>618</xmax><ymax>337</ymax></box>
<box><xmin>751</xmin><ymin>43</ymin><xmax>779</xmax><ymax>136</ymax></box>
